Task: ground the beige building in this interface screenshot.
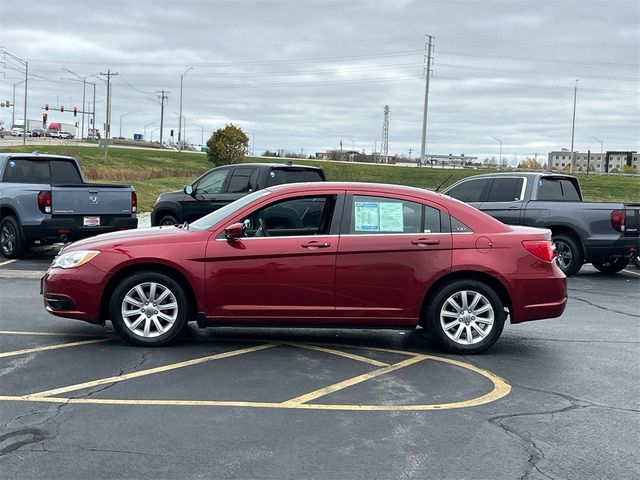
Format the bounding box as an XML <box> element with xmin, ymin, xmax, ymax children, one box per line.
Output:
<box><xmin>548</xmin><ymin>149</ymin><xmax>638</xmax><ymax>173</ymax></box>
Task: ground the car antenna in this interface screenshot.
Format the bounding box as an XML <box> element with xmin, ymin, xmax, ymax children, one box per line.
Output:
<box><xmin>435</xmin><ymin>175</ymin><xmax>452</xmax><ymax>192</ymax></box>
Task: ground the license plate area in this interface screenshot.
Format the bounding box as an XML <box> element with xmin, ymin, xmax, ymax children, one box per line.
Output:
<box><xmin>83</xmin><ymin>216</ymin><xmax>100</xmax><ymax>227</ymax></box>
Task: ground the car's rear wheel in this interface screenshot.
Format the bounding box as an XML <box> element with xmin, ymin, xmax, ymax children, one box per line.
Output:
<box><xmin>0</xmin><ymin>216</ymin><xmax>27</xmax><ymax>259</ymax></box>
<box><xmin>109</xmin><ymin>272</ymin><xmax>188</xmax><ymax>346</ymax></box>
<box><xmin>553</xmin><ymin>233</ymin><xmax>583</xmax><ymax>277</ymax></box>
<box><xmin>426</xmin><ymin>279</ymin><xmax>505</xmax><ymax>354</ymax></box>
<box><xmin>592</xmin><ymin>257</ymin><xmax>630</xmax><ymax>274</ymax></box>
<box><xmin>158</xmin><ymin>214</ymin><xmax>178</xmax><ymax>226</ymax></box>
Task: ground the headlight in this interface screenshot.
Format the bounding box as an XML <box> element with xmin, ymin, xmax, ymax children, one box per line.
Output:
<box><xmin>52</xmin><ymin>250</ymin><xmax>100</xmax><ymax>269</ymax></box>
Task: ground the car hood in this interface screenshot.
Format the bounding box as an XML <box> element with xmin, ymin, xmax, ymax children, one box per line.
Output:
<box><xmin>62</xmin><ymin>226</ymin><xmax>202</xmax><ymax>252</ymax></box>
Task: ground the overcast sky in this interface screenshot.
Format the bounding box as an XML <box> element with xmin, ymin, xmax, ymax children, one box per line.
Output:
<box><xmin>1</xmin><ymin>0</ymin><xmax>638</xmax><ymax>163</ymax></box>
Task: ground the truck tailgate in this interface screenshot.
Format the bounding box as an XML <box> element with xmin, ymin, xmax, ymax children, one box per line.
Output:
<box><xmin>51</xmin><ymin>185</ymin><xmax>133</xmax><ymax>215</ymax></box>
<box><xmin>624</xmin><ymin>204</ymin><xmax>640</xmax><ymax>235</ymax></box>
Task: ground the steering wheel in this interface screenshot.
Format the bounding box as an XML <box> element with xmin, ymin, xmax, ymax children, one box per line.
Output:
<box><xmin>255</xmin><ymin>217</ymin><xmax>270</xmax><ymax>237</ymax></box>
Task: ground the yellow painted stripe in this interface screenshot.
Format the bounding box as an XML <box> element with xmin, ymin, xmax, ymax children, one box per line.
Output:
<box><xmin>280</xmin><ymin>355</ymin><xmax>427</xmax><ymax>406</ymax></box>
<box><xmin>0</xmin><ymin>330</ymin><xmax>111</xmax><ymax>338</ymax></box>
<box><xmin>0</xmin><ymin>338</ymin><xmax>111</xmax><ymax>358</ymax></box>
<box><xmin>26</xmin><ymin>343</ymin><xmax>277</xmax><ymax>398</ymax></box>
<box><xmin>0</xmin><ymin>259</ymin><xmax>17</xmax><ymax>267</ymax></box>
<box><xmin>284</xmin><ymin>342</ymin><xmax>389</xmax><ymax>367</ymax></box>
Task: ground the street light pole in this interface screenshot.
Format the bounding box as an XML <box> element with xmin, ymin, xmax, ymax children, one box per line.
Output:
<box><xmin>178</xmin><ymin>67</ymin><xmax>193</xmax><ymax>152</ymax></box>
<box><xmin>144</xmin><ymin>122</ymin><xmax>154</xmax><ymax>141</ymax></box>
<box><xmin>119</xmin><ymin>112</ymin><xmax>131</xmax><ymax>138</ymax></box>
<box><xmin>570</xmin><ymin>79</ymin><xmax>578</xmax><ymax>173</ymax></box>
<box><xmin>491</xmin><ymin>136</ymin><xmax>503</xmax><ymax>168</ymax></box>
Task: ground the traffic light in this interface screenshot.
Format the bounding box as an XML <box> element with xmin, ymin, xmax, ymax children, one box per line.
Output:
<box><xmin>44</xmin><ymin>103</ymin><xmax>49</xmax><ymax>111</ymax></box>
<box><xmin>43</xmin><ymin>113</ymin><xmax>48</xmax><ymax>126</ymax></box>
<box><xmin>170</xmin><ymin>129</ymin><xmax>174</xmax><ymax>137</ymax></box>
<box><xmin>73</xmin><ymin>106</ymin><xmax>77</xmax><ymax>117</ymax></box>
<box><xmin>60</xmin><ymin>105</ymin><xmax>64</xmax><ymax>113</ymax></box>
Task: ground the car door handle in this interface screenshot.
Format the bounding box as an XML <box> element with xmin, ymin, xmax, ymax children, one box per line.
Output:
<box><xmin>302</xmin><ymin>241</ymin><xmax>331</xmax><ymax>249</ymax></box>
<box><xmin>411</xmin><ymin>238</ymin><xmax>440</xmax><ymax>246</ymax></box>
<box><xmin>507</xmin><ymin>206</ymin><xmax>520</xmax><ymax>210</ymax></box>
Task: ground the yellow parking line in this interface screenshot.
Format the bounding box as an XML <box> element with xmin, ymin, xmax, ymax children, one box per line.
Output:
<box><xmin>0</xmin><ymin>338</ymin><xmax>111</xmax><ymax>358</ymax></box>
<box><xmin>0</xmin><ymin>259</ymin><xmax>17</xmax><ymax>267</ymax></box>
<box><xmin>285</xmin><ymin>342</ymin><xmax>389</xmax><ymax>367</ymax></box>
<box><xmin>0</xmin><ymin>330</ymin><xmax>111</xmax><ymax>338</ymax></box>
<box><xmin>280</xmin><ymin>355</ymin><xmax>427</xmax><ymax>406</ymax></box>
<box><xmin>26</xmin><ymin>343</ymin><xmax>277</xmax><ymax>399</ymax></box>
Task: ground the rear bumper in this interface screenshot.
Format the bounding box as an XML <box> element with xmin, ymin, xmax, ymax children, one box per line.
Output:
<box><xmin>23</xmin><ymin>216</ymin><xmax>138</xmax><ymax>242</ymax></box>
<box><xmin>584</xmin><ymin>236</ymin><xmax>639</xmax><ymax>261</ymax></box>
<box><xmin>509</xmin><ymin>272</ymin><xmax>567</xmax><ymax>324</ymax></box>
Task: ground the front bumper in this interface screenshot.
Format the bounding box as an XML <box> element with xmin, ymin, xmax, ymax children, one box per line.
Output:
<box><xmin>42</xmin><ymin>263</ymin><xmax>109</xmax><ymax>323</ymax></box>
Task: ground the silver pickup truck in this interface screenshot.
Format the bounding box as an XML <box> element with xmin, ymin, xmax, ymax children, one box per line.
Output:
<box><xmin>0</xmin><ymin>153</ymin><xmax>137</xmax><ymax>258</ymax></box>
<box><xmin>443</xmin><ymin>172</ymin><xmax>640</xmax><ymax>276</ymax></box>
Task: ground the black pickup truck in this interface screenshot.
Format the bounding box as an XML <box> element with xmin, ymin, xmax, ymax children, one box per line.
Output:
<box><xmin>151</xmin><ymin>162</ymin><xmax>326</xmax><ymax>226</ymax></box>
<box><xmin>443</xmin><ymin>172</ymin><xmax>640</xmax><ymax>276</ymax></box>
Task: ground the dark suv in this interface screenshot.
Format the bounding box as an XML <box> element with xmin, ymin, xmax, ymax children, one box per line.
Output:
<box><xmin>151</xmin><ymin>163</ymin><xmax>326</xmax><ymax>226</ymax></box>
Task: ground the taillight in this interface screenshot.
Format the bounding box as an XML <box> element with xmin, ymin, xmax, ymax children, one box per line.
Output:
<box><xmin>522</xmin><ymin>240</ymin><xmax>556</xmax><ymax>262</ymax></box>
<box><xmin>611</xmin><ymin>209</ymin><xmax>625</xmax><ymax>232</ymax></box>
<box><xmin>131</xmin><ymin>191</ymin><xmax>137</xmax><ymax>213</ymax></box>
<box><xmin>37</xmin><ymin>191</ymin><xmax>52</xmax><ymax>214</ymax></box>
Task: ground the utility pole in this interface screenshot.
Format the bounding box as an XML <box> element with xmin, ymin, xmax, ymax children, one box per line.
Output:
<box><xmin>570</xmin><ymin>79</ymin><xmax>578</xmax><ymax>173</ymax></box>
<box><xmin>408</xmin><ymin>148</ymin><xmax>412</xmax><ymax>160</ymax></box>
<box><xmin>491</xmin><ymin>136</ymin><xmax>503</xmax><ymax>168</ymax></box>
<box><xmin>156</xmin><ymin>90</ymin><xmax>169</xmax><ymax>147</ymax></box>
<box><xmin>419</xmin><ymin>34</ymin><xmax>434</xmax><ymax>166</ymax></box>
<box><xmin>100</xmin><ymin>69</ymin><xmax>118</xmax><ymax>159</ymax></box>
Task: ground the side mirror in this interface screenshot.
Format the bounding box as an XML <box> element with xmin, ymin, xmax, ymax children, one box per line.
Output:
<box><xmin>183</xmin><ymin>185</ymin><xmax>194</xmax><ymax>196</ymax></box>
<box><xmin>224</xmin><ymin>222</ymin><xmax>245</xmax><ymax>240</ymax></box>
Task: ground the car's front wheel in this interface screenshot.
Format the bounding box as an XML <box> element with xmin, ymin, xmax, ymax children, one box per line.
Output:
<box><xmin>426</xmin><ymin>279</ymin><xmax>505</xmax><ymax>354</ymax></box>
<box><xmin>109</xmin><ymin>272</ymin><xmax>189</xmax><ymax>346</ymax></box>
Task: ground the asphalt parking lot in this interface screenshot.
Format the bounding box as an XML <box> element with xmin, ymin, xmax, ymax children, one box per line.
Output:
<box><xmin>0</xmin><ymin>251</ymin><xmax>638</xmax><ymax>479</ymax></box>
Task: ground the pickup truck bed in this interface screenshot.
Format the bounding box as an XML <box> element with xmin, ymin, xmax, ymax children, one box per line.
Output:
<box><xmin>443</xmin><ymin>172</ymin><xmax>640</xmax><ymax>275</ymax></box>
<box><xmin>0</xmin><ymin>153</ymin><xmax>137</xmax><ymax>258</ymax></box>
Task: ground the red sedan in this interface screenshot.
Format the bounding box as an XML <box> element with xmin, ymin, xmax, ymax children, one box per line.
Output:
<box><xmin>42</xmin><ymin>182</ymin><xmax>566</xmax><ymax>354</ymax></box>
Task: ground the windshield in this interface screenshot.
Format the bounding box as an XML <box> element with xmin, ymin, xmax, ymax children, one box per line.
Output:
<box><xmin>189</xmin><ymin>189</ymin><xmax>272</xmax><ymax>230</ymax></box>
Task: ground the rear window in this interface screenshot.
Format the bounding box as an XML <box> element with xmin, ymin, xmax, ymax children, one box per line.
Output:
<box><xmin>537</xmin><ymin>178</ymin><xmax>581</xmax><ymax>201</ymax></box>
<box><xmin>50</xmin><ymin>160</ymin><xmax>82</xmax><ymax>184</ymax></box>
<box><xmin>266</xmin><ymin>168</ymin><xmax>324</xmax><ymax>187</ymax></box>
<box><xmin>2</xmin><ymin>159</ymin><xmax>51</xmax><ymax>183</ymax></box>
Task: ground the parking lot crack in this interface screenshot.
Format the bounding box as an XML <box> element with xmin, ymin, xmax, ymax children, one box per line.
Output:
<box><xmin>568</xmin><ymin>295</ymin><xmax>640</xmax><ymax>318</ymax></box>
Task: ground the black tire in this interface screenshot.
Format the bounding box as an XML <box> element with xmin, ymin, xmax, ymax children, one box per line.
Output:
<box><xmin>0</xmin><ymin>216</ymin><xmax>27</xmax><ymax>259</ymax></box>
<box><xmin>592</xmin><ymin>257</ymin><xmax>630</xmax><ymax>274</ymax></box>
<box><xmin>553</xmin><ymin>233</ymin><xmax>583</xmax><ymax>277</ymax></box>
<box><xmin>109</xmin><ymin>272</ymin><xmax>189</xmax><ymax>346</ymax></box>
<box><xmin>425</xmin><ymin>279</ymin><xmax>505</xmax><ymax>354</ymax></box>
<box><xmin>158</xmin><ymin>214</ymin><xmax>179</xmax><ymax>226</ymax></box>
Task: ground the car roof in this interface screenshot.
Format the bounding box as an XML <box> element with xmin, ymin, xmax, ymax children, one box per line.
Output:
<box><xmin>0</xmin><ymin>152</ymin><xmax>75</xmax><ymax>161</ymax></box>
<box><xmin>239</xmin><ymin>163</ymin><xmax>323</xmax><ymax>170</ymax></box>
<box><xmin>266</xmin><ymin>181</ymin><xmax>443</xmax><ymax>198</ymax></box>
<box><xmin>450</xmin><ymin>171</ymin><xmax>576</xmax><ymax>181</ymax></box>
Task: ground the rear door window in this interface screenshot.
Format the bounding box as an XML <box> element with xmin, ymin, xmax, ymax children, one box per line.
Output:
<box><xmin>347</xmin><ymin>195</ymin><xmax>428</xmax><ymax>234</ymax></box>
<box><xmin>226</xmin><ymin>167</ymin><xmax>257</xmax><ymax>193</ymax></box>
<box><xmin>486</xmin><ymin>177</ymin><xmax>525</xmax><ymax>202</ymax></box>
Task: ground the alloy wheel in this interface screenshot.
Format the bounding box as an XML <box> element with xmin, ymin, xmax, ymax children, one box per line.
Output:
<box><xmin>439</xmin><ymin>290</ymin><xmax>495</xmax><ymax>345</ymax></box>
<box><xmin>121</xmin><ymin>282</ymin><xmax>179</xmax><ymax>338</ymax></box>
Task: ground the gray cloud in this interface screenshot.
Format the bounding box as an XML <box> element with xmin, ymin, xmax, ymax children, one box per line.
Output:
<box><xmin>1</xmin><ymin>0</ymin><xmax>638</xmax><ymax>162</ymax></box>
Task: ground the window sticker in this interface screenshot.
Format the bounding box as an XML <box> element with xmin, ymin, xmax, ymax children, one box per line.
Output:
<box><xmin>354</xmin><ymin>201</ymin><xmax>405</xmax><ymax>232</ymax></box>
<box><xmin>8</xmin><ymin>161</ymin><xmax>15</xmax><ymax>168</ymax></box>
<box><xmin>354</xmin><ymin>202</ymin><xmax>379</xmax><ymax>231</ymax></box>
<box><xmin>379</xmin><ymin>202</ymin><xmax>404</xmax><ymax>231</ymax></box>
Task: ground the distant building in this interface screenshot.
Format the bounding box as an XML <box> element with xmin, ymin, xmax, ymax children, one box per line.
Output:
<box><xmin>548</xmin><ymin>149</ymin><xmax>638</xmax><ymax>173</ymax></box>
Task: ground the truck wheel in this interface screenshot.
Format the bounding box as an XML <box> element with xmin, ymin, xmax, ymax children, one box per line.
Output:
<box><xmin>0</xmin><ymin>216</ymin><xmax>27</xmax><ymax>259</ymax></box>
<box><xmin>109</xmin><ymin>272</ymin><xmax>188</xmax><ymax>346</ymax></box>
<box><xmin>158</xmin><ymin>214</ymin><xmax>178</xmax><ymax>226</ymax></box>
<box><xmin>553</xmin><ymin>233</ymin><xmax>583</xmax><ymax>276</ymax></box>
<box><xmin>592</xmin><ymin>257</ymin><xmax>630</xmax><ymax>274</ymax></box>
<box><xmin>425</xmin><ymin>279</ymin><xmax>505</xmax><ymax>354</ymax></box>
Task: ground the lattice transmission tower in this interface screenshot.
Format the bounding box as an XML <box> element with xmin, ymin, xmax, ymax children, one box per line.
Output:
<box><xmin>381</xmin><ymin>105</ymin><xmax>389</xmax><ymax>163</ymax></box>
